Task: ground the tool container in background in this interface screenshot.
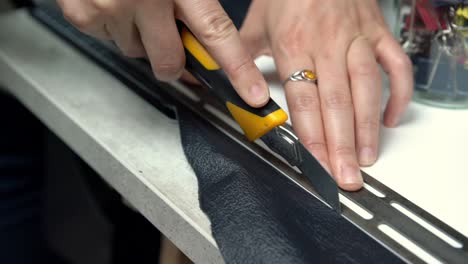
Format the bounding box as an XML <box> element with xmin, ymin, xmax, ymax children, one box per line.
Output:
<box><xmin>397</xmin><ymin>0</ymin><xmax>468</xmax><ymax>108</ymax></box>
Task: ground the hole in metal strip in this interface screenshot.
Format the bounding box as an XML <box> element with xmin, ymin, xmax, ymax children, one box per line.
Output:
<box><xmin>339</xmin><ymin>194</ymin><xmax>373</xmax><ymax>220</ymax></box>
<box><xmin>363</xmin><ymin>183</ymin><xmax>386</xmax><ymax>198</ymax></box>
<box><xmin>378</xmin><ymin>224</ymin><xmax>443</xmax><ymax>264</ymax></box>
<box><xmin>391</xmin><ymin>202</ymin><xmax>463</xmax><ymax>249</ymax></box>
<box><xmin>171</xmin><ymin>81</ymin><xmax>201</xmax><ymax>102</ymax></box>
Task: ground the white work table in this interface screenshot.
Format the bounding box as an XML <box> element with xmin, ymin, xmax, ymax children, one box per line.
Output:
<box><xmin>0</xmin><ymin>10</ymin><xmax>221</xmax><ymax>264</ymax></box>
<box><xmin>0</xmin><ymin>9</ymin><xmax>466</xmax><ymax>264</ymax></box>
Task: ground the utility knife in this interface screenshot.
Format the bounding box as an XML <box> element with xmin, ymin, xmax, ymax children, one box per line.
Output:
<box><xmin>179</xmin><ymin>25</ymin><xmax>341</xmax><ymax>212</ymax></box>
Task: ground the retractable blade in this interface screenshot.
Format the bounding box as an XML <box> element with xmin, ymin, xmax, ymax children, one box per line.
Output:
<box><xmin>261</xmin><ymin>125</ymin><xmax>341</xmax><ymax>211</ymax></box>
<box><xmin>178</xmin><ymin>23</ymin><xmax>341</xmax><ymax>212</ymax></box>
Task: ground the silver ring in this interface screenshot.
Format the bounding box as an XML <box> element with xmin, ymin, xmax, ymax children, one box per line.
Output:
<box><xmin>283</xmin><ymin>69</ymin><xmax>318</xmax><ymax>86</ymax></box>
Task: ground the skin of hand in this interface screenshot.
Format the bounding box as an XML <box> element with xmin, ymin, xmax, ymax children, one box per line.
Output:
<box><xmin>56</xmin><ymin>0</ymin><xmax>271</xmax><ymax>108</ymax></box>
<box><xmin>240</xmin><ymin>0</ymin><xmax>413</xmax><ymax>191</ymax></box>
<box><xmin>58</xmin><ymin>0</ymin><xmax>413</xmax><ymax>192</ymax></box>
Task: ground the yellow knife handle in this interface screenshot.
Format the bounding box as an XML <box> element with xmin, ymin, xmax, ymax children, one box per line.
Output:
<box><xmin>179</xmin><ymin>25</ymin><xmax>288</xmax><ymax>141</ymax></box>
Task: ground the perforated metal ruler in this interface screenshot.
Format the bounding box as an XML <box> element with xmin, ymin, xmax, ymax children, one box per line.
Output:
<box><xmin>30</xmin><ymin>5</ymin><xmax>468</xmax><ymax>263</ymax></box>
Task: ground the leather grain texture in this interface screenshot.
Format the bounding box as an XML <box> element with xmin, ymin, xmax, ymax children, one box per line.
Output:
<box><xmin>178</xmin><ymin>109</ymin><xmax>403</xmax><ymax>263</ymax></box>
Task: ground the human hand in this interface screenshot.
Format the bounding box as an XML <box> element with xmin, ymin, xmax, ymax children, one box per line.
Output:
<box><xmin>57</xmin><ymin>0</ymin><xmax>270</xmax><ymax>107</ymax></box>
<box><xmin>241</xmin><ymin>0</ymin><xmax>413</xmax><ymax>191</ymax></box>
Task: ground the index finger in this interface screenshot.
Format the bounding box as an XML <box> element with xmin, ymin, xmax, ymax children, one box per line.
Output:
<box><xmin>176</xmin><ymin>0</ymin><xmax>269</xmax><ymax>107</ymax></box>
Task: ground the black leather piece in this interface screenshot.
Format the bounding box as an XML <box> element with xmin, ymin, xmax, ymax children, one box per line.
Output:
<box><xmin>178</xmin><ymin>108</ymin><xmax>403</xmax><ymax>263</ymax></box>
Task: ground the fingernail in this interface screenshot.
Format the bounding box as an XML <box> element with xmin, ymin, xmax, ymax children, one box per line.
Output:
<box><xmin>249</xmin><ymin>82</ymin><xmax>269</xmax><ymax>105</ymax></box>
<box><xmin>359</xmin><ymin>147</ymin><xmax>376</xmax><ymax>166</ymax></box>
<box><xmin>340</xmin><ymin>165</ymin><xmax>363</xmax><ymax>191</ymax></box>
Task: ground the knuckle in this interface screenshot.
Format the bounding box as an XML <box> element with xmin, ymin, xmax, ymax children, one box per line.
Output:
<box><xmin>333</xmin><ymin>145</ymin><xmax>355</xmax><ymax>157</ymax></box>
<box><xmin>289</xmin><ymin>95</ymin><xmax>320</xmax><ymax>113</ymax></box>
<box><xmin>319</xmin><ymin>18</ymin><xmax>352</xmax><ymax>44</ymax></box>
<box><xmin>394</xmin><ymin>54</ymin><xmax>413</xmax><ymax>72</ymax></box>
<box><xmin>223</xmin><ymin>57</ymin><xmax>252</xmax><ymax>80</ymax></box>
<box><xmin>357</xmin><ymin>117</ymin><xmax>380</xmax><ymax>131</ymax></box>
<box><xmin>350</xmin><ymin>61</ymin><xmax>379</xmax><ymax>78</ymax></box>
<box><xmin>317</xmin><ymin>15</ymin><xmax>341</xmax><ymax>35</ymax></box>
<box><xmin>323</xmin><ymin>91</ymin><xmax>353</xmax><ymax>110</ymax></box>
<box><xmin>153</xmin><ymin>60</ymin><xmax>185</xmax><ymax>80</ymax></box>
<box><xmin>369</xmin><ymin>27</ymin><xmax>388</xmax><ymax>44</ymax></box>
<box><xmin>275</xmin><ymin>23</ymin><xmax>305</xmax><ymax>57</ymax></box>
<box><xmin>303</xmin><ymin>140</ymin><xmax>328</xmax><ymax>156</ymax></box>
<box><xmin>200</xmin><ymin>11</ymin><xmax>235</xmax><ymax>44</ymax></box>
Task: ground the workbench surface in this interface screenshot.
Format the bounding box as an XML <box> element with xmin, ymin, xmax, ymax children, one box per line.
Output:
<box><xmin>0</xmin><ymin>9</ymin><xmax>466</xmax><ymax>264</ymax></box>
<box><xmin>0</xmin><ymin>10</ymin><xmax>221</xmax><ymax>264</ymax></box>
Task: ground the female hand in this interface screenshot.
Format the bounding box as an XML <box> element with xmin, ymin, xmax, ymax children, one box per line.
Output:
<box><xmin>241</xmin><ymin>0</ymin><xmax>413</xmax><ymax>190</ymax></box>
<box><xmin>57</xmin><ymin>0</ymin><xmax>270</xmax><ymax>107</ymax></box>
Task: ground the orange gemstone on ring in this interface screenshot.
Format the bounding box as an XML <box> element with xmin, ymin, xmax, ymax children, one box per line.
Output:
<box><xmin>303</xmin><ymin>70</ymin><xmax>317</xmax><ymax>80</ymax></box>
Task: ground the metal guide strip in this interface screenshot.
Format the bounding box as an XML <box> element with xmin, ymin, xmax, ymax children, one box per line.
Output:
<box><xmin>166</xmin><ymin>82</ymin><xmax>468</xmax><ymax>264</ymax></box>
<box><xmin>365</xmin><ymin>174</ymin><xmax>468</xmax><ymax>246</ymax></box>
<box><xmin>30</xmin><ymin>6</ymin><xmax>468</xmax><ymax>263</ymax></box>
